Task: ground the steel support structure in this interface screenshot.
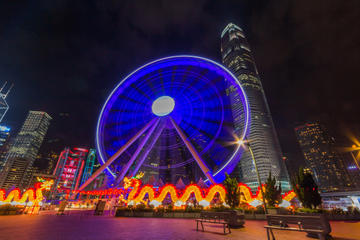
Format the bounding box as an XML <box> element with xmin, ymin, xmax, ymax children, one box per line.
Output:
<box><xmin>114</xmin><ymin>118</ymin><xmax>160</xmax><ymax>185</ymax></box>
<box><xmin>78</xmin><ymin>118</ymin><xmax>157</xmax><ymax>191</ymax></box>
<box><xmin>170</xmin><ymin>117</ymin><xmax>215</xmax><ymax>184</ymax></box>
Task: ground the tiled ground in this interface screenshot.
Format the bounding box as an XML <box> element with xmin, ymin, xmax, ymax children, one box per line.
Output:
<box><xmin>0</xmin><ymin>215</ymin><xmax>359</xmax><ymax>240</ymax></box>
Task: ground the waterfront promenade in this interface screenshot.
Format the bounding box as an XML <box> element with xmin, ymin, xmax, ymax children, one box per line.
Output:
<box><xmin>0</xmin><ymin>214</ymin><xmax>359</xmax><ymax>240</ymax></box>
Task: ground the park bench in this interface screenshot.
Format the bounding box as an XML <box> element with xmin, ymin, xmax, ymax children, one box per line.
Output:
<box><xmin>56</xmin><ymin>201</ymin><xmax>67</xmax><ymax>215</ymax></box>
<box><xmin>195</xmin><ymin>211</ymin><xmax>231</xmax><ymax>234</ymax></box>
<box><xmin>94</xmin><ymin>200</ymin><xmax>106</xmax><ymax>216</ymax></box>
<box><xmin>264</xmin><ymin>214</ymin><xmax>332</xmax><ymax>240</ymax></box>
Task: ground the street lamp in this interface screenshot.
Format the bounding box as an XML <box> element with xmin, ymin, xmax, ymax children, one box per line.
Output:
<box><xmin>237</xmin><ymin>138</ymin><xmax>268</xmax><ymax>214</ymax></box>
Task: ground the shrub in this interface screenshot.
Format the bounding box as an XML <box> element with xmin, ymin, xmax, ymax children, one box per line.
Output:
<box><xmin>330</xmin><ymin>208</ymin><xmax>345</xmax><ymax>215</ymax></box>
<box><xmin>254</xmin><ymin>206</ymin><xmax>265</xmax><ymax>214</ymax></box>
<box><xmin>223</xmin><ymin>173</ymin><xmax>240</xmax><ymax>209</ymax></box>
<box><xmin>0</xmin><ymin>204</ymin><xmax>19</xmax><ymax>211</ymax></box>
<box><xmin>291</xmin><ymin>167</ymin><xmax>322</xmax><ymax>209</ymax></box>
<box><xmin>347</xmin><ymin>206</ymin><xmax>360</xmax><ymax>215</ymax></box>
<box><xmin>264</xmin><ymin>172</ymin><xmax>282</xmax><ymax>208</ymax></box>
<box><xmin>210</xmin><ymin>205</ymin><xmax>230</xmax><ymax>212</ymax></box>
<box><xmin>297</xmin><ymin>208</ymin><xmax>324</xmax><ymax>214</ymax></box>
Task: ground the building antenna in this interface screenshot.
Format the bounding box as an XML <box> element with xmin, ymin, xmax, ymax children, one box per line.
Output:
<box><xmin>0</xmin><ymin>81</ymin><xmax>7</xmax><ymax>93</ymax></box>
<box><xmin>4</xmin><ymin>84</ymin><xmax>13</xmax><ymax>99</ymax></box>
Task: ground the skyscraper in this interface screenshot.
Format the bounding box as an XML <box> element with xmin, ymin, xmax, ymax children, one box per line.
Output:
<box><xmin>0</xmin><ymin>111</ymin><xmax>52</xmax><ymax>189</ymax></box>
<box><xmin>0</xmin><ymin>125</ymin><xmax>11</xmax><ymax>170</ymax></box>
<box><xmin>220</xmin><ymin>23</ymin><xmax>290</xmax><ymax>191</ymax></box>
<box><xmin>294</xmin><ymin>122</ymin><xmax>353</xmax><ymax>192</ymax></box>
<box><xmin>0</xmin><ymin>82</ymin><xmax>12</xmax><ymax>122</ymax></box>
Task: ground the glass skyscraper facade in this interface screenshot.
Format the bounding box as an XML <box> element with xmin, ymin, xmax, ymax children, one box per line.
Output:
<box><xmin>0</xmin><ymin>125</ymin><xmax>11</xmax><ymax>170</ymax></box>
<box><xmin>0</xmin><ymin>125</ymin><xmax>11</xmax><ymax>147</ymax></box>
<box><xmin>220</xmin><ymin>23</ymin><xmax>290</xmax><ymax>191</ymax></box>
<box><xmin>0</xmin><ymin>82</ymin><xmax>12</xmax><ymax>123</ymax></box>
<box><xmin>0</xmin><ymin>111</ymin><xmax>52</xmax><ymax>189</ymax></box>
<box><xmin>294</xmin><ymin>122</ymin><xmax>353</xmax><ymax>192</ymax></box>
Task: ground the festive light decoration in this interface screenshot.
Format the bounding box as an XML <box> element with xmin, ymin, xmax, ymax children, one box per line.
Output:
<box><xmin>0</xmin><ymin>179</ymin><xmax>54</xmax><ymax>214</ymax></box>
<box><xmin>75</xmin><ymin>173</ymin><xmax>296</xmax><ymax>209</ymax></box>
<box><xmin>116</xmin><ymin>173</ymin><xmax>296</xmax><ymax>208</ymax></box>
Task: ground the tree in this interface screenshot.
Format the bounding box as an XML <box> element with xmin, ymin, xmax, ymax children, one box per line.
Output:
<box><xmin>223</xmin><ymin>173</ymin><xmax>240</xmax><ymax>208</ymax></box>
<box><xmin>291</xmin><ymin>167</ymin><xmax>322</xmax><ymax>209</ymax></box>
<box><xmin>264</xmin><ymin>171</ymin><xmax>282</xmax><ymax>207</ymax></box>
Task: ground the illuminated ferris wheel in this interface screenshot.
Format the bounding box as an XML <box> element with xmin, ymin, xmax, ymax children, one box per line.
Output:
<box><xmin>80</xmin><ymin>56</ymin><xmax>249</xmax><ymax>190</ymax></box>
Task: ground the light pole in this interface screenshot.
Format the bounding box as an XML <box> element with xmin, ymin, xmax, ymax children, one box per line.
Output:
<box><xmin>238</xmin><ymin>139</ymin><xmax>268</xmax><ymax>214</ymax></box>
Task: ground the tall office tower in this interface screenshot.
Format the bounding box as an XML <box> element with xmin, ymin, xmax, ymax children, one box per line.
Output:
<box><xmin>32</xmin><ymin>150</ymin><xmax>59</xmax><ymax>175</ymax></box>
<box><xmin>52</xmin><ymin>147</ymin><xmax>88</xmax><ymax>198</ymax></box>
<box><xmin>0</xmin><ymin>111</ymin><xmax>51</xmax><ymax>189</ymax></box>
<box><xmin>294</xmin><ymin>122</ymin><xmax>353</xmax><ymax>192</ymax></box>
<box><xmin>220</xmin><ymin>23</ymin><xmax>290</xmax><ymax>191</ymax></box>
<box><xmin>0</xmin><ymin>82</ymin><xmax>12</xmax><ymax>122</ymax></box>
<box><xmin>0</xmin><ymin>125</ymin><xmax>11</xmax><ymax>170</ymax></box>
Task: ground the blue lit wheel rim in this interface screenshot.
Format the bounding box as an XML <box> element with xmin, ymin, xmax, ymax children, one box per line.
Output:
<box><xmin>96</xmin><ymin>55</ymin><xmax>249</xmax><ymax>183</ymax></box>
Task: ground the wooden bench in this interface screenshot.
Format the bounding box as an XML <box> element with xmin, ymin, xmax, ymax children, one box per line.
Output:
<box><xmin>196</xmin><ymin>211</ymin><xmax>231</xmax><ymax>234</ymax></box>
<box><xmin>94</xmin><ymin>200</ymin><xmax>106</xmax><ymax>216</ymax></box>
<box><xmin>264</xmin><ymin>214</ymin><xmax>332</xmax><ymax>240</ymax></box>
<box><xmin>56</xmin><ymin>201</ymin><xmax>67</xmax><ymax>215</ymax></box>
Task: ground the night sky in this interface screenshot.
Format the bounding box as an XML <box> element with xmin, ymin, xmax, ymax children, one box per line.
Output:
<box><xmin>1</xmin><ymin>1</ymin><xmax>360</xmax><ymax>169</ymax></box>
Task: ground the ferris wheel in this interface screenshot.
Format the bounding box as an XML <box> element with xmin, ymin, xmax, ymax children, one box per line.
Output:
<box><xmin>79</xmin><ymin>55</ymin><xmax>249</xmax><ymax>190</ymax></box>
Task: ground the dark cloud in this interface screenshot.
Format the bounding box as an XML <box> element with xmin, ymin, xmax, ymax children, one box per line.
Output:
<box><xmin>0</xmin><ymin>0</ymin><xmax>359</xmax><ymax>162</ymax></box>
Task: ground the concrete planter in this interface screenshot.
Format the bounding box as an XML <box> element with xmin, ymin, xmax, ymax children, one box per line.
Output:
<box><xmin>144</xmin><ymin>212</ymin><xmax>153</xmax><ymax>217</ymax></box>
<box><xmin>0</xmin><ymin>210</ymin><xmax>18</xmax><ymax>215</ymax></box>
<box><xmin>182</xmin><ymin>212</ymin><xmax>200</xmax><ymax>218</ymax></box>
<box><xmin>133</xmin><ymin>212</ymin><xmax>144</xmax><ymax>217</ymax></box>
<box><xmin>173</xmin><ymin>212</ymin><xmax>183</xmax><ymax>218</ymax></box>
<box><xmin>228</xmin><ymin>210</ymin><xmax>245</xmax><ymax>228</ymax></box>
<box><xmin>115</xmin><ymin>211</ymin><xmax>201</xmax><ymax>218</ymax></box>
<box><xmin>123</xmin><ymin>211</ymin><xmax>133</xmax><ymax>217</ymax></box>
<box><xmin>244</xmin><ymin>213</ymin><xmax>266</xmax><ymax>220</ymax></box>
<box><xmin>268</xmin><ymin>208</ymin><xmax>280</xmax><ymax>215</ymax></box>
<box><xmin>153</xmin><ymin>211</ymin><xmax>164</xmax><ymax>217</ymax></box>
<box><xmin>163</xmin><ymin>212</ymin><xmax>174</xmax><ymax>218</ymax></box>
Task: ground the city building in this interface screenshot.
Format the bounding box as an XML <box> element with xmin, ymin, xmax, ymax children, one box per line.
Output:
<box><xmin>52</xmin><ymin>147</ymin><xmax>89</xmax><ymax>199</ymax></box>
<box><xmin>0</xmin><ymin>125</ymin><xmax>11</xmax><ymax>170</ymax></box>
<box><xmin>0</xmin><ymin>82</ymin><xmax>12</xmax><ymax>123</ymax></box>
<box><xmin>0</xmin><ymin>111</ymin><xmax>52</xmax><ymax>189</ymax></box>
<box><xmin>220</xmin><ymin>23</ymin><xmax>290</xmax><ymax>191</ymax></box>
<box><xmin>32</xmin><ymin>150</ymin><xmax>59</xmax><ymax>176</ymax></box>
<box><xmin>0</xmin><ymin>125</ymin><xmax>10</xmax><ymax>147</ymax></box>
<box><xmin>80</xmin><ymin>148</ymin><xmax>97</xmax><ymax>186</ymax></box>
<box><xmin>294</xmin><ymin>122</ymin><xmax>353</xmax><ymax>192</ymax></box>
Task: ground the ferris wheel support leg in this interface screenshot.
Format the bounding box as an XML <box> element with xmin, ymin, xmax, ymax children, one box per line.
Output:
<box><xmin>131</xmin><ymin>120</ymin><xmax>165</xmax><ymax>177</ymax></box>
<box><xmin>78</xmin><ymin>118</ymin><xmax>157</xmax><ymax>191</ymax></box>
<box><xmin>115</xmin><ymin>118</ymin><xmax>160</xmax><ymax>185</ymax></box>
<box><xmin>170</xmin><ymin>117</ymin><xmax>216</xmax><ymax>185</ymax></box>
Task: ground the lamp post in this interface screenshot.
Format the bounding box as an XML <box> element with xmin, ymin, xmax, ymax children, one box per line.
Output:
<box><xmin>238</xmin><ymin>139</ymin><xmax>268</xmax><ymax>214</ymax></box>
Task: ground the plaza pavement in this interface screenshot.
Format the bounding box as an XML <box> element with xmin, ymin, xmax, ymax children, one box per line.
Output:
<box><xmin>0</xmin><ymin>215</ymin><xmax>359</xmax><ymax>240</ymax></box>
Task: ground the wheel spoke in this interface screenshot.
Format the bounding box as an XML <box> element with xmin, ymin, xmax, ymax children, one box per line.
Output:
<box><xmin>79</xmin><ymin>118</ymin><xmax>158</xmax><ymax>191</ymax></box>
